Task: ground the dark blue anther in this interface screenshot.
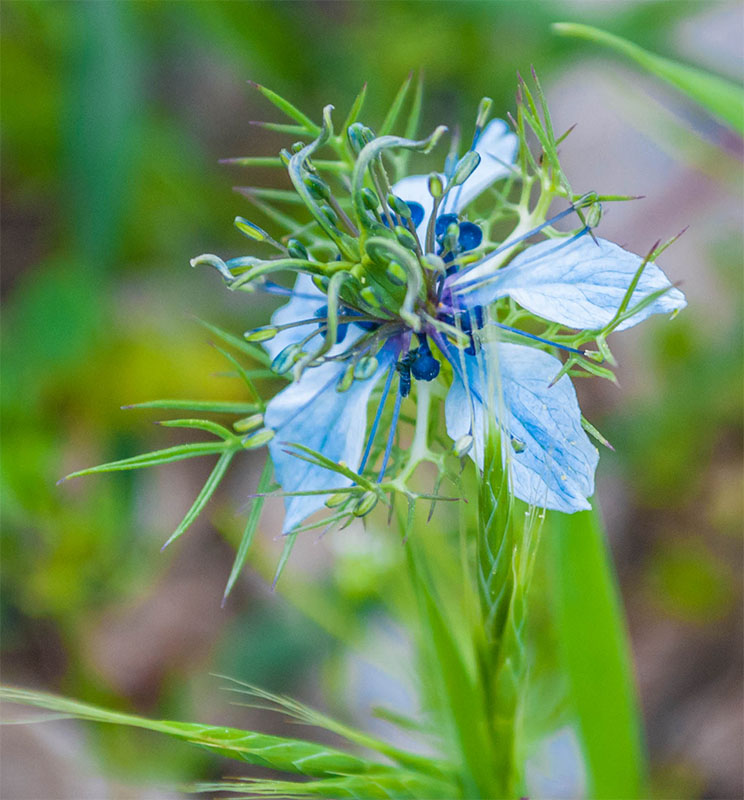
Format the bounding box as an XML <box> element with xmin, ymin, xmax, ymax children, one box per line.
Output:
<box><xmin>396</xmin><ymin>357</ymin><xmax>412</xmax><ymax>397</ymax></box>
<box><xmin>457</xmin><ymin>221</ymin><xmax>482</xmax><ymax>253</ymax></box>
<box><xmin>314</xmin><ymin>304</ymin><xmax>349</xmax><ymax>343</ymax></box>
<box><xmin>410</xmin><ymin>337</ymin><xmax>440</xmax><ymax>381</ymax></box>
<box><xmin>408</xmin><ymin>202</ymin><xmax>425</xmax><ymax>228</ymax></box>
<box><xmin>435</xmin><ymin>213</ymin><xmax>459</xmax><ymax>241</ymax></box>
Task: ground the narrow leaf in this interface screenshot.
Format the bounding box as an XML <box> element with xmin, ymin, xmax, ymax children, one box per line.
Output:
<box><xmin>552</xmin><ymin>22</ymin><xmax>744</xmax><ymax>134</ymax></box>
<box><xmin>125</xmin><ymin>399</ymin><xmax>261</xmax><ymax>414</ymax></box>
<box><xmin>249</xmin><ymin>82</ymin><xmax>320</xmax><ymax>135</ymax></box>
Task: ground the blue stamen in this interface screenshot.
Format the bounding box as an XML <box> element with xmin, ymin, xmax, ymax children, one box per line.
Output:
<box><xmin>358</xmin><ymin>363</ymin><xmax>396</xmax><ymax>473</ymax></box>
<box><xmin>410</xmin><ymin>336</ymin><xmax>440</xmax><ymax>381</ymax></box>
<box><xmin>378</xmin><ymin>387</ymin><xmax>403</xmax><ymax>483</ymax></box>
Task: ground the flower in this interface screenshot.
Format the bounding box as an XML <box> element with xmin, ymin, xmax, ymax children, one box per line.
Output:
<box><xmin>196</xmin><ymin>100</ymin><xmax>686</xmax><ymax>533</ymax></box>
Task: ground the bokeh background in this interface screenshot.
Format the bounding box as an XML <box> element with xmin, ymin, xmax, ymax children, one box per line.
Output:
<box><xmin>1</xmin><ymin>1</ymin><xmax>742</xmax><ymax>798</ymax></box>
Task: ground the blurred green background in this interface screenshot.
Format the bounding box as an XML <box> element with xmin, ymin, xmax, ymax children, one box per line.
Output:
<box><xmin>1</xmin><ymin>1</ymin><xmax>742</xmax><ymax>798</ymax></box>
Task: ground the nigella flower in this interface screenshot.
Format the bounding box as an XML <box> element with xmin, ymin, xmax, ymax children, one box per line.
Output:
<box><xmin>195</xmin><ymin>93</ymin><xmax>686</xmax><ymax>533</ymax></box>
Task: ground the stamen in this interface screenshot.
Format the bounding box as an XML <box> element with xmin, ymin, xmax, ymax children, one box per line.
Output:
<box><xmin>377</xmin><ymin>387</ymin><xmax>403</xmax><ymax>483</ymax></box>
<box><xmin>358</xmin><ymin>362</ymin><xmax>396</xmax><ymax>473</ymax></box>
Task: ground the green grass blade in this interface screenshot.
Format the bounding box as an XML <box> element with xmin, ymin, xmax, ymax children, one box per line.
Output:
<box><xmin>379</xmin><ymin>72</ymin><xmax>413</xmax><ymax>136</ymax></box>
<box><xmin>553</xmin><ymin>22</ymin><xmax>744</xmax><ymax>134</ymax></box>
<box><xmin>195</xmin><ymin>318</ymin><xmax>272</xmax><ymax>366</ymax></box>
<box><xmin>61</xmin><ymin>441</ymin><xmax>231</xmax><ymax>480</ymax></box>
<box><xmin>0</xmin><ymin>687</ymin><xmax>386</xmax><ymax>779</ymax></box>
<box><xmin>160</xmin><ymin>449</ymin><xmax>236</xmax><ymax>550</ymax></box>
<box><xmin>249</xmin><ymin>82</ymin><xmax>320</xmax><ymax>135</ymax></box>
<box><xmin>546</xmin><ymin>507</ymin><xmax>647</xmax><ymax>798</ymax></box>
<box><xmin>222</xmin><ymin>458</ymin><xmax>273</xmax><ymax>604</ymax></box>
<box><xmin>124</xmin><ymin>399</ymin><xmax>261</xmax><ymax>414</ymax></box>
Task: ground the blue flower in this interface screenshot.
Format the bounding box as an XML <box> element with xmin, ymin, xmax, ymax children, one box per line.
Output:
<box><xmin>205</xmin><ymin>111</ymin><xmax>686</xmax><ymax>532</ymax></box>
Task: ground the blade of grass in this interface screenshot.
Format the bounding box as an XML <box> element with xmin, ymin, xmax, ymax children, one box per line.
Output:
<box><xmin>552</xmin><ymin>22</ymin><xmax>744</xmax><ymax>134</ymax></box>
<box><xmin>546</xmin><ymin>506</ymin><xmax>647</xmax><ymax>799</ymax></box>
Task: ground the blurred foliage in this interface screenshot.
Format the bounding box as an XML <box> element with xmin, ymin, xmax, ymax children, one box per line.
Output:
<box><xmin>1</xmin><ymin>1</ymin><xmax>741</xmax><ymax>797</ymax></box>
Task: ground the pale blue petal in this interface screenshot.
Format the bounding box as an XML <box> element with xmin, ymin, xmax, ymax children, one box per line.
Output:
<box><xmin>263</xmin><ymin>274</ymin><xmax>326</xmax><ymax>360</ymax></box>
<box><xmin>263</xmin><ymin>273</ymin><xmax>365</xmax><ymax>361</ymax></box>
<box><xmin>264</xmin><ymin>348</ymin><xmax>396</xmax><ymax>533</ymax></box>
<box><xmin>390</xmin><ymin>173</ymin><xmax>437</xmax><ymax>243</ymax></box>
<box><xmin>453</xmin><ymin>233</ymin><xmax>686</xmax><ymax>331</ymax></box>
<box><xmin>392</xmin><ymin>119</ymin><xmax>517</xmax><ymax>244</ymax></box>
<box><xmin>444</xmin><ymin>342</ymin><xmax>598</xmax><ymax>513</ymax></box>
<box><xmin>526</xmin><ymin>727</ymin><xmax>588</xmax><ymax>800</ymax></box>
<box><xmin>447</xmin><ymin>118</ymin><xmax>519</xmax><ymax>213</ymax></box>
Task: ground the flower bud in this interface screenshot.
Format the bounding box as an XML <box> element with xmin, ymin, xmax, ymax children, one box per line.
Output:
<box><xmin>475</xmin><ymin>96</ymin><xmax>493</xmax><ymax>132</ymax></box>
<box><xmin>242</xmin><ymin>428</ymin><xmax>275</xmax><ymax>449</ymax></box>
<box><xmin>320</xmin><ymin>204</ymin><xmax>338</xmax><ymax>226</ymax></box>
<box><xmin>454</xmin><ymin>434</ymin><xmax>474</xmax><ymax>457</ymax></box>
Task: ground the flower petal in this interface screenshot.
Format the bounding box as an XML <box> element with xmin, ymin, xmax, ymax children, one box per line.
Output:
<box><xmin>264</xmin><ymin>349</ymin><xmax>396</xmax><ymax>533</ymax></box>
<box><xmin>445</xmin><ymin>118</ymin><xmax>519</xmax><ymax>214</ymax></box>
<box><xmin>453</xmin><ymin>233</ymin><xmax>686</xmax><ymax>331</ymax></box>
<box><xmin>392</xmin><ymin>119</ymin><xmax>517</xmax><ymax>244</ymax></box>
<box><xmin>444</xmin><ymin>342</ymin><xmax>598</xmax><ymax>513</ymax></box>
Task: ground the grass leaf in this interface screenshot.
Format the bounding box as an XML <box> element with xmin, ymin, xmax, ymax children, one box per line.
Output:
<box><xmin>552</xmin><ymin>22</ymin><xmax>744</xmax><ymax>134</ymax></box>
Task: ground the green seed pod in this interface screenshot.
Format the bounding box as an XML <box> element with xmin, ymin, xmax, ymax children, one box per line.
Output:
<box><xmin>243</xmin><ymin>428</ymin><xmax>275</xmax><ymax>449</ymax></box>
<box><xmin>386</xmin><ymin>260</ymin><xmax>407</xmax><ymax>286</ymax></box>
<box><xmin>336</xmin><ymin>362</ymin><xmax>356</xmax><ymax>393</ymax></box>
<box><xmin>451</xmin><ymin>151</ymin><xmax>481</xmax><ymax>187</ymax></box>
<box><xmin>233</xmin><ymin>413</ymin><xmax>264</xmax><ymax>433</ymax></box>
<box><xmin>325</xmin><ymin>492</ymin><xmax>350</xmax><ymax>508</ymax></box>
<box><xmin>287</xmin><ymin>238</ymin><xmax>309</xmax><ymax>260</ymax></box>
<box><xmin>353</xmin><ymin>491</ymin><xmax>379</xmax><ymax>517</ymax></box>
<box><xmin>454</xmin><ymin>434</ymin><xmax>474</xmax><ymax>457</ymax></box>
<box><xmin>355</xmin><ymin>355</ymin><xmax>379</xmax><ymax>380</ymax></box>
<box><xmin>428</xmin><ymin>173</ymin><xmax>444</xmax><ymax>199</ymax></box>
<box><xmin>361</xmin><ymin>188</ymin><xmax>380</xmax><ymax>211</ymax></box>
<box><xmin>394</xmin><ymin>225</ymin><xmax>418</xmax><ymax>251</ymax></box>
<box><xmin>244</xmin><ymin>326</ymin><xmax>278</xmax><ymax>343</ymax></box>
<box><xmin>234</xmin><ymin>217</ymin><xmax>269</xmax><ymax>241</ymax></box>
